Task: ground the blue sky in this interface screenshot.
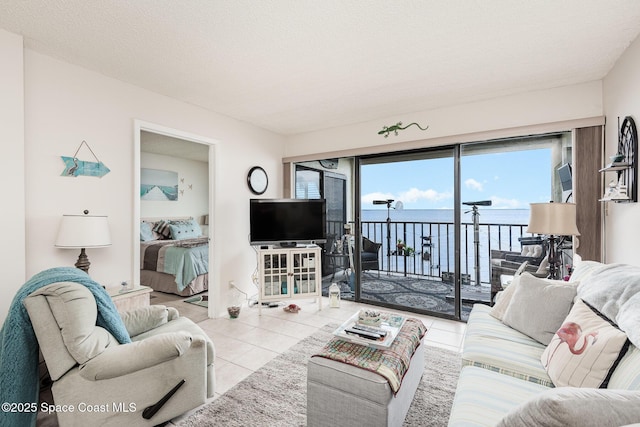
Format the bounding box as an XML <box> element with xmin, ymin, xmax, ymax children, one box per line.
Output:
<box><xmin>361</xmin><ymin>148</ymin><xmax>552</xmax><ymax>209</ymax></box>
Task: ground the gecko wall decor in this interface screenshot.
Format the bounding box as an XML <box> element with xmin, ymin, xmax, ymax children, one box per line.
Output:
<box><xmin>378</xmin><ymin>122</ymin><xmax>429</xmax><ymax>138</ymax></box>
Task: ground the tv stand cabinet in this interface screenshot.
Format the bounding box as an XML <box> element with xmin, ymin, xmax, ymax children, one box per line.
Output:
<box><xmin>257</xmin><ymin>245</ymin><xmax>322</xmax><ymax>314</ymax></box>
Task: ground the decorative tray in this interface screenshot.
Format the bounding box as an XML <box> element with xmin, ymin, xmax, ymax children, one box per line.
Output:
<box><xmin>333</xmin><ymin>310</ymin><xmax>406</xmax><ymax>349</ymax></box>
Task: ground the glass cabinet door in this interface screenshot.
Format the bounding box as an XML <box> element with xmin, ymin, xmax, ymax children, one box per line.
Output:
<box><xmin>291</xmin><ymin>251</ymin><xmax>318</xmax><ymax>295</ymax></box>
<box><xmin>262</xmin><ymin>252</ymin><xmax>288</xmax><ymax>296</ymax></box>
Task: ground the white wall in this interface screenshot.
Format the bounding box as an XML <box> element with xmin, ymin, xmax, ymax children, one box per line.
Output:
<box><xmin>285</xmin><ymin>81</ymin><xmax>603</xmax><ymax>157</ymax></box>
<box><xmin>603</xmin><ymin>35</ymin><xmax>640</xmax><ymax>265</ymax></box>
<box><xmin>19</xmin><ymin>48</ymin><xmax>284</xmax><ymax>319</ymax></box>
<box><xmin>0</xmin><ymin>30</ymin><xmax>25</xmax><ymax>324</ymax></box>
<box><xmin>140</xmin><ymin>152</ymin><xmax>209</xmax><ymax>221</ymax></box>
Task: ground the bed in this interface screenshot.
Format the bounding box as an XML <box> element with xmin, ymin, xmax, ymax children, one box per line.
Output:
<box><xmin>140</xmin><ymin>217</ymin><xmax>209</xmax><ymax>296</ymax></box>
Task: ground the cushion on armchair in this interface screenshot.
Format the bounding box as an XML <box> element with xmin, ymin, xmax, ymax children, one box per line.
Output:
<box><xmin>520</xmin><ymin>245</ymin><xmax>543</xmax><ymax>258</ymax></box>
<box><xmin>29</xmin><ymin>283</ymin><xmax>119</xmax><ymax>364</ymax></box>
<box><xmin>120</xmin><ymin>305</ymin><xmax>172</xmax><ymax>337</ymax></box>
<box><xmin>79</xmin><ymin>331</ymin><xmax>194</xmax><ymax>380</ymax></box>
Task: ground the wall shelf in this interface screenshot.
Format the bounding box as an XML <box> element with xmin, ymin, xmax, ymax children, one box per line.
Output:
<box><xmin>600</xmin><ymin>116</ymin><xmax>637</xmax><ymax>203</ymax></box>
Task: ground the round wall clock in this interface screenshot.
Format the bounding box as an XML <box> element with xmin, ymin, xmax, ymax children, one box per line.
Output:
<box><xmin>247</xmin><ymin>166</ymin><xmax>268</xmax><ymax>195</ymax></box>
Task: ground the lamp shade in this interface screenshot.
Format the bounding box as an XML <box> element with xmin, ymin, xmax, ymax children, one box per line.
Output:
<box><xmin>526</xmin><ymin>203</ymin><xmax>580</xmax><ymax>236</ymax></box>
<box><xmin>55</xmin><ymin>214</ymin><xmax>112</xmax><ymax>248</ymax></box>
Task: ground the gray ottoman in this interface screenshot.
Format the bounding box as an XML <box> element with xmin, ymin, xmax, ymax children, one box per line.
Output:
<box><xmin>307</xmin><ymin>340</ymin><xmax>425</xmax><ymax>427</ymax></box>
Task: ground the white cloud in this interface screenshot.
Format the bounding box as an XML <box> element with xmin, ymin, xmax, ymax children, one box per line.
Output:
<box><xmin>363</xmin><ymin>188</ymin><xmax>453</xmax><ymax>206</ymax></box>
<box><xmin>490</xmin><ymin>196</ymin><xmax>522</xmax><ymax>209</ymax></box>
<box><xmin>398</xmin><ymin>187</ymin><xmax>452</xmax><ymax>203</ymax></box>
<box><xmin>464</xmin><ymin>178</ymin><xmax>483</xmax><ymax>191</ymax></box>
<box><xmin>361</xmin><ymin>192</ymin><xmax>395</xmax><ymax>205</ymax></box>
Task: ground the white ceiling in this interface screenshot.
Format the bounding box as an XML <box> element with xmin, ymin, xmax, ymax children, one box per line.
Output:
<box><xmin>2</xmin><ymin>1</ymin><xmax>640</xmax><ymax>135</ymax></box>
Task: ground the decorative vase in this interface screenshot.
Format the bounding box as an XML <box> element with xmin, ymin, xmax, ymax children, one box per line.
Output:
<box><xmin>227</xmin><ymin>306</ymin><xmax>241</xmax><ymax>319</ymax></box>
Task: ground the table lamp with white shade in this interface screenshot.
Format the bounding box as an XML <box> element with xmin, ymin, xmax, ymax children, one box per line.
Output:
<box><xmin>55</xmin><ymin>210</ymin><xmax>111</xmax><ymax>273</ymax></box>
<box><xmin>526</xmin><ymin>202</ymin><xmax>580</xmax><ymax>280</ymax></box>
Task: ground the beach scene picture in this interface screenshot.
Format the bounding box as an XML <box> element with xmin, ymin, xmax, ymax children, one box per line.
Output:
<box><xmin>141</xmin><ymin>168</ymin><xmax>179</xmax><ymax>201</ymax></box>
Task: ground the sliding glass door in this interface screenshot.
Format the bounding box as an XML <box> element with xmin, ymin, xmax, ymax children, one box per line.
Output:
<box><xmin>358</xmin><ymin>148</ymin><xmax>460</xmax><ymax>318</ymax></box>
<box><xmin>291</xmin><ymin>132</ymin><xmax>571</xmax><ymax>321</ymax></box>
<box><xmin>459</xmin><ymin>135</ymin><xmax>572</xmax><ymax>312</ymax></box>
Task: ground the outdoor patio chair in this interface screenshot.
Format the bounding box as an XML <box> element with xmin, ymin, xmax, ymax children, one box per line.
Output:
<box><xmin>361</xmin><ymin>236</ymin><xmax>382</xmax><ymax>272</ymax></box>
<box><xmin>490</xmin><ymin>236</ymin><xmax>547</xmax><ymax>302</ymax></box>
<box><xmin>490</xmin><ymin>255</ymin><xmax>549</xmax><ymax>303</ymax></box>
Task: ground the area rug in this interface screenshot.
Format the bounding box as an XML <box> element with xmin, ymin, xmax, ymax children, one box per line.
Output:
<box><xmin>176</xmin><ymin>324</ymin><xmax>462</xmax><ymax>427</ymax></box>
<box><xmin>323</xmin><ymin>273</ymin><xmax>479</xmax><ymax>321</ymax></box>
<box><xmin>184</xmin><ymin>294</ymin><xmax>208</xmax><ymax>308</ymax></box>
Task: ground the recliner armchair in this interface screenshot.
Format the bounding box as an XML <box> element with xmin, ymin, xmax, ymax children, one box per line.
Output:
<box><xmin>24</xmin><ymin>281</ymin><xmax>215</xmax><ymax>427</ymax></box>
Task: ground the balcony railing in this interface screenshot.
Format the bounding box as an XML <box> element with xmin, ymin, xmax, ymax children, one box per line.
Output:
<box><xmin>351</xmin><ymin>220</ymin><xmax>533</xmax><ymax>285</ymax></box>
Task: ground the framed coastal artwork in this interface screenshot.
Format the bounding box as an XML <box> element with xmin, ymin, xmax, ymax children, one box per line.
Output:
<box><xmin>140</xmin><ymin>168</ymin><xmax>179</xmax><ymax>201</ymax></box>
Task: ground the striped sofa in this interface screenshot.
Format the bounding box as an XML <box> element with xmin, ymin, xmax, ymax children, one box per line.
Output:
<box><xmin>448</xmin><ymin>261</ymin><xmax>640</xmax><ymax>426</ymax></box>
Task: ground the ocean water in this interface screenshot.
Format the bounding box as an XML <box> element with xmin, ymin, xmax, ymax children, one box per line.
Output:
<box><xmin>361</xmin><ymin>208</ymin><xmax>530</xmax><ymax>225</ymax></box>
<box><xmin>360</xmin><ymin>209</ymin><xmax>532</xmax><ymax>284</ymax></box>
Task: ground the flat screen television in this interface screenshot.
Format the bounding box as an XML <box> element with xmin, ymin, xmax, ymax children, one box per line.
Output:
<box><xmin>249</xmin><ymin>199</ymin><xmax>327</xmax><ymax>247</ymax></box>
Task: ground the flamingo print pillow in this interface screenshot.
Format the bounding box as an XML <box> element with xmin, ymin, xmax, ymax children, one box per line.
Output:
<box><xmin>542</xmin><ymin>299</ymin><xmax>630</xmax><ymax>388</ymax></box>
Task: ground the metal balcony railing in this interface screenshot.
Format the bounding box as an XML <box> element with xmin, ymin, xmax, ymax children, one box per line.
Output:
<box><xmin>348</xmin><ymin>220</ymin><xmax>533</xmax><ymax>285</ymax></box>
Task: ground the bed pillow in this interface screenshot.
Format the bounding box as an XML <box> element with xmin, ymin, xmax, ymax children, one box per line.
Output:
<box><xmin>541</xmin><ymin>299</ymin><xmax>630</xmax><ymax>388</ymax></box>
<box><xmin>152</xmin><ymin>220</ymin><xmax>172</xmax><ymax>239</ymax></box>
<box><xmin>502</xmin><ymin>273</ymin><xmax>578</xmax><ymax>345</ymax></box>
<box><xmin>169</xmin><ymin>219</ymin><xmax>202</xmax><ymax>240</ymax></box>
<box><xmin>497</xmin><ymin>387</ymin><xmax>640</xmax><ymax>427</ymax></box>
<box><xmin>140</xmin><ymin>221</ymin><xmax>155</xmax><ymax>242</ymax></box>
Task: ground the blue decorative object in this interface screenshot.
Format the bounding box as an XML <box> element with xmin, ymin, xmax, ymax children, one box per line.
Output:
<box><xmin>60</xmin><ymin>140</ymin><xmax>110</xmax><ymax>178</ymax></box>
<box><xmin>141</xmin><ymin>168</ymin><xmax>179</xmax><ymax>201</ymax></box>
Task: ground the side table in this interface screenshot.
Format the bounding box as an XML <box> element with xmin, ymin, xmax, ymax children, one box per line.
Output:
<box><xmin>108</xmin><ymin>285</ymin><xmax>153</xmax><ymax>312</ymax></box>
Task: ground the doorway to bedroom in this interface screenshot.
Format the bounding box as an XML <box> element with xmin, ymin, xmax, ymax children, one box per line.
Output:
<box><xmin>133</xmin><ymin>121</ymin><xmax>218</xmax><ymax>319</ymax></box>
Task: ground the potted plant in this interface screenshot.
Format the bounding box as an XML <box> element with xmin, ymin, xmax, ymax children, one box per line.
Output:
<box><xmin>396</xmin><ymin>239</ymin><xmax>414</xmax><ymax>256</ymax></box>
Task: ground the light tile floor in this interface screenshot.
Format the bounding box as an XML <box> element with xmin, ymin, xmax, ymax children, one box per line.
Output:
<box><xmin>175</xmin><ymin>296</ymin><xmax>466</xmax><ymax>406</ymax></box>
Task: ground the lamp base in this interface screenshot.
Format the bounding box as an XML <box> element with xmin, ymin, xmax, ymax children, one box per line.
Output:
<box><xmin>547</xmin><ymin>236</ymin><xmax>560</xmax><ymax>280</ymax></box>
<box><xmin>75</xmin><ymin>248</ymin><xmax>90</xmax><ymax>273</ymax></box>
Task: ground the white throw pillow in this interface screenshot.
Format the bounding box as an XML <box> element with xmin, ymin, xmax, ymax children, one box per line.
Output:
<box><xmin>490</xmin><ymin>273</ymin><xmax>522</xmax><ymax>321</ymax></box>
<box><xmin>531</xmin><ymin>245</ymin><xmax>543</xmax><ymax>258</ymax></box>
<box><xmin>502</xmin><ymin>274</ymin><xmax>578</xmax><ymax>345</ymax></box>
<box><xmin>541</xmin><ymin>299</ymin><xmax>630</xmax><ymax>388</ymax></box>
<box><xmin>497</xmin><ymin>387</ymin><xmax>640</xmax><ymax>427</ymax></box>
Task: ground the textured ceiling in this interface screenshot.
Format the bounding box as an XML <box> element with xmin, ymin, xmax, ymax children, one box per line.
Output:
<box><xmin>2</xmin><ymin>1</ymin><xmax>640</xmax><ymax>135</ymax></box>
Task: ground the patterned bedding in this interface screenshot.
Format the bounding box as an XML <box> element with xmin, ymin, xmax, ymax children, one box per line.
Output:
<box><xmin>140</xmin><ymin>237</ymin><xmax>209</xmax><ymax>291</ymax></box>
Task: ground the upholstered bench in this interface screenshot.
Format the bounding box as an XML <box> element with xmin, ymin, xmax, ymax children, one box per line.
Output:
<box><xmin>307</xmin><ymin>318</ymin><xmax>426</xmax><ymax>427</ymax></box>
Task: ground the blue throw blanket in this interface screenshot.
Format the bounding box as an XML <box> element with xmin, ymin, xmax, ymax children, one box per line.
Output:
<box><xmin>0</xmin><ymin>267</ymin><xmax>131</xmax><ymax>427</ymax></box>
